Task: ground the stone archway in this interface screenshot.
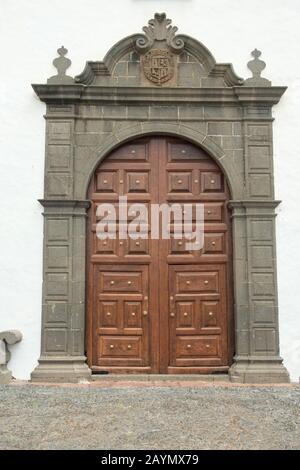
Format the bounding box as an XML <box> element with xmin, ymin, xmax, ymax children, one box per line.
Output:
<box><xmin>82</xmin><ymin>122</ymin><xmax>242</xmax><ymax>201</ymax></box>
<box><xmin>31</xmin><ymin>13</ymin><xmax>289</xmax><ymax>383</ymax></box>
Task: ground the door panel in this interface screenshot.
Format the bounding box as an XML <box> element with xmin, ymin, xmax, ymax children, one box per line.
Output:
<box><xmin>94</xmin><ymin>264</ymin><xmax>150</xmax><ymax>368</ymax></box>
<box><xmin>175</xmin><ymin>270</ymin><xmax>219</xmax><ymax>293</ymax></box>
<box><xmin>201</xmin><ymin>172</ymin><xmax>223</xmax><ymax>192</ymax></box>
<box><xmin>87</xmin><ymin>136</ymin><xmax>232</xmax><ymax>374</ymax></box>
<box><xmin>108</xmin><ymin>142</ymin><xmax>149</xmax><ymax>161</ymax></box>
<box><xmin>169</xmin><ymin>264</ymin><xmax>227</xmax><ymax>369</ymax></box>
<box><xmin>96</xmin><ymin>170</ymin><xmax>118</xmax><ymax>193</ymax></box>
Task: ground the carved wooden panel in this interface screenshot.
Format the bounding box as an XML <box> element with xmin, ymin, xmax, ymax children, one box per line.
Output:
<box><xmin>95</xmin><ymin>265</ymin><xmax>149</xmax><ymax>367</ymax></box>
<box><xmin>125</xmin><ymin>171</ymin><xmax>149</xmax><ymax>193</ymax></box>
<box><xmin>96</xmin><ymin>171</ymin><xmax>118</xmax><ymax>193</ymax></box>
<box><xmin>201</xmin><ymin>172</ymin><xmax>223</xmax><ymax>192</ymax></box>
<box><xmin>169</xmin><ymin>265</ymin><xmax>226</xmax><ymax>368</ymax></box>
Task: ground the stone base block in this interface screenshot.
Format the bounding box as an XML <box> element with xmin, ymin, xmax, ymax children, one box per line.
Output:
<box><xmin>31</xmin><ymin>356</ymin><xmax>92</xmax><ymax>383</ymax></box>
<box><xmin>0</xmin><ymin>366</ymin><xmax>12</xmax><ymax>385</ymax></box>
<box><xmin>229</xmin><ymin>357</ymin><xmax>290</xmax><ymax>384</ymax></box>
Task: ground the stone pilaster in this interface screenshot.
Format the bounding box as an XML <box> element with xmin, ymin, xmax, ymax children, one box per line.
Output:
<box><xmin>229</xmin><ymin>201</ymin><xmax>289</xmax><ymax>383</ymax></box>
<box><xmin>31</xmin><ymin>200</ymin><xmax>91</xmax><ymax>383</ymax></box>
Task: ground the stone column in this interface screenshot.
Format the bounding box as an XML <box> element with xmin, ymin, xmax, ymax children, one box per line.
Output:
<box><xmin>31</xmin><ymin>200</ymin><xmax>92</xmax><ymax>382</ymax></box>
<box><xmin>229</xmin><ymin>201</ymin><xmax>289</xmax><ymax>383</ymax></box>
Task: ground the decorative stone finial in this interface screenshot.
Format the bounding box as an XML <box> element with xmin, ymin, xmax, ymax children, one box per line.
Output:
<box><xmin>136</xmin><ymin>12</ymin><xmax>184</xmax><ymax>54</ymax></box>
<box><xmin>47</xmin><ymin>46</ymin><xmax>74</xmax><ymax>84</ymax></box>
<box><xmin>0</xmin><ymin>330</ymin><xmax>22</xmax><ymax>384</ymax></box>
<box><xmin>244</xmin><ymin>49</ymin><xmax>271</xmax><ymax>87</ymax></box>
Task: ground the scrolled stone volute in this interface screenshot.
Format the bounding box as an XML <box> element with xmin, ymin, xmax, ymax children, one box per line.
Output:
<box><xmin>0</xmin><ymin>330</ymin><xmax>23</xmax><ymax>345</ymax></box>
<box><xmin>135</xmin><ymin>12</ymin><xmax>185</xmax><ymax>54</ymax></box>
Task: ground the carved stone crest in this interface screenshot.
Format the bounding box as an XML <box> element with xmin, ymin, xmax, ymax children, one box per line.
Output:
<box><xmin>142</xmin><ymin>48</ymin><xmax>175</xmax><ymax>85</ymax></box>
<box><xmin>136</xmin><ymin>13</ymin><xmax>184</xmax><ymax>54</ymax></box>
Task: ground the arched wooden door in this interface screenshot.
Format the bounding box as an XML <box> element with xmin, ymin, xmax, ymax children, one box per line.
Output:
<box><xmin>86</xmin><ymin>137</ymin><xmax>233</xmax><ymax>374</ymax></box>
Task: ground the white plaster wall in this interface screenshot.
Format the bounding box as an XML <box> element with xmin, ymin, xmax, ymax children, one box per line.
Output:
<box><xmin>0</xmin><ymin>0</ymin><xmax>299</xmax><ymax>381</ymax></box>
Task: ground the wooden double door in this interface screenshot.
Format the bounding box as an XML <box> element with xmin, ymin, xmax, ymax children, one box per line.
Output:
<box><xmin>87</xmin><ymin>137</ymin><xmax>233</xmax><ymax>374</ymax></box>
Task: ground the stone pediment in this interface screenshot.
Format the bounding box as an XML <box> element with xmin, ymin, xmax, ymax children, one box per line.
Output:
<box><xmin>33</xmin><ymin>12</ymin><xmax>286</xmax><ymax>106</ymax></box>
<box><xmin>74</xmin><ymin>13</ymin><xmax>243</xmax><ymax>87</ymax></box>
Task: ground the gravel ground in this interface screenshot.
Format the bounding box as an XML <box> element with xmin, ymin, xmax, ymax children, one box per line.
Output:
<box><xmin>0</xmin><ymin>382</ymin><xmax>300</xmax><ymax>450</ymax></box>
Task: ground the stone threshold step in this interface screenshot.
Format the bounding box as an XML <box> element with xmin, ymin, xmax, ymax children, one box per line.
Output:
<box><xmin>92</xmin><ymin>374</ymin><xmax>229</xmax><ymax>382</ymax></box>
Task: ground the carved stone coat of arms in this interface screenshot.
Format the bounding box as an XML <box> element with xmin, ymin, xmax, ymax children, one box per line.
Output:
<box><xmin>142</xmin><ymin>49</ymin><xmax>175</xmax><ymax>85</ymax></box>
